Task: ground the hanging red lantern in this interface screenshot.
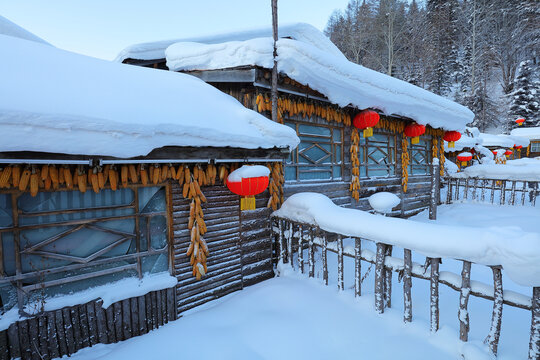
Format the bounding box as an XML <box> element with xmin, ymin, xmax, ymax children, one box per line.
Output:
<box><xmin>515</xmin><ymin>118</ymin><xmax>525</xmax><ymax>126</ymax></box>
<box><xmin>226</xmin><ymin>165</ymin><xmax>270</xmax><ymax>210</ymax></box>
<box><xmin>514</xmin><ymin>145</ymin><xmax>523</xmax><ymax>150</ymax></box>
<box><xmin>443</xmin><ymin>131</ymin><xmax>461</xmax><ymax>148</ymax></box>
<box><xmin>404</xmin><ymin>123</ymin><xmax>426</xmax><ymax>144</ymax></box>
<box><xmin>504</xmin><ymin>149</ymin><xmax>513</xmax><ymax>156</ymax></box>
<box><xmin>353</xmin><ymin>110</ymin><xmax>380</xmax><ymax>138</ymax></box>
<box><xmin>457</xmin><ymin>152</ymin><xmax>473</xmax><ymax>167</ymax></box>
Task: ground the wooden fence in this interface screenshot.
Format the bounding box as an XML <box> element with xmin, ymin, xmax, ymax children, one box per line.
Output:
<box><xmin>0</xmin><ymin>287</ymin><xmax>176</xmax><ymax>360</ymax></box>
<box><xmin>271</xmin><ymin>217</ymin><xmax>540</xmax><ymax>359</ymax></box>
<box><xmin>444</xmin><ymin>176</ymin><xmax>540</xmax><ymax>206</ymax></box>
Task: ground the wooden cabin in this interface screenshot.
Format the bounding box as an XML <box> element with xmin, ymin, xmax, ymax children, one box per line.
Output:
<box><xmin>511</xmin><ymin>127</ymin><xmax>540</xmax><ymax>158</ymax></box>
<box><xmin>117</xmin><ymin>23</ymin><xmax>474</xmax><ymax>217</ymax></box>
<box><xmin>479</xmin><ymin>133</ymin><xmax>530</xmax><ymax>160</ymax></box>
<box><xmin>0</xmin><ymin>27</ymin><xmax>298</xmax><ymax>360</ymax></box>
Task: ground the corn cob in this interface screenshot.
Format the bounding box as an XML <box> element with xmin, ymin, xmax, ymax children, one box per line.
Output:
<box><xmin>30</xmin><ymin>170</ymin><xmax>39</xmax><ymax>197</ymax></box>
<box><xmin>64</xmin><ymin>167</ymin><xmax>73</xmax><ymax>189</ymax></box>
<box><xmin>121</xmin><ymin>165</ymin><xmax>128</xmax><ymax>188</ymax></box>
<box><xmin>140</xmin><ymin>165</ymin><xmax>149</xmax><ymax>186</ymax></box>
<box><xmin>129</xmin><ymin>165</ymin><xmax>138</xmax><ymax>184</ymax></box>
<box><xmin>109</xmin><ymin>167</ymin><xmax>118</xmax><ymax>191</ymax></box>
<box><xmin>18</xmin><ymin>167</ymin><xmax>31</xmax><ymax>191</ymax></box>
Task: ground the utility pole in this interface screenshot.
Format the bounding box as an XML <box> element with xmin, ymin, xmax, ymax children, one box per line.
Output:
<box><xmin>271</xmin><ymin>0</ymin><xmax>278</xmax><ymax>123</ymax></box>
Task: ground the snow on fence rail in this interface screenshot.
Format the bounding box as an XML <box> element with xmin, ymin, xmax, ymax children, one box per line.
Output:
<box><xmin>444</xmin><ymin>176</ymin><xmax>540</xmax><ymax>207</ymax></box>
<box><xmin>271</xmin><ymin>193</ymin><xmax>540</xmax><ymax>359</ymax></box>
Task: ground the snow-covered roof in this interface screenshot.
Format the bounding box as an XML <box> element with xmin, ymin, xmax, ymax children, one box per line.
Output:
<box><xmin>163</xmin><ymin>25</ymin><xmax>473</xmax><ymax>131</ymax></box>
<box><xmin>0</xmin><ymin>15</ymin><xmax>50</xmax><ymax>45</ymax></box>
<box><xmin>0</xmin><ymin>34</ymin><xmax>299</xmax><ymax>158</ymax></box>
<box><xmin>510</xmin><ymin>127</ymin><xmax>540</xmax><ymax>140</ymax></box>
<box><xmin>115</xmin><ymin>23</ymin><xmax>345</xmax><ymax>63</ymax></box>
<box><xmin>444</xmin><ymin>127</ymin><xmax>482</xmax><ymax>152</ymax></box>
<box><xmin>478</xmin><ymin>133</ymin><xmax>530</xmax><ymax>148</ymax></box>
<box><xmin>452</xmin><ymin>158</ymin><xmax>540</xmax><ymax>182</ymax></box>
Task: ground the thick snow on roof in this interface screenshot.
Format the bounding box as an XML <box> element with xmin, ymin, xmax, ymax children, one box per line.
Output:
<box><xmin>510</xmin><ymin>127</ymin><xmax>540</xmax><ymax>140</ymax></box>
<box><xmin>166</xmin><ymin>36</ymin><xmax>473</xmax><ymax>131</ymax></box>
<box><xmin>0</xmin><ymin>35</ymin><xmax>299</xmax><ymax>158</ymax></box>
<box><xmin>0</xmin><ymin>15</ymin><xmax>50</xmax><ymax>45</ymax></box>
<box><xmin>478</xmin><ymin>133</ymin><xmax>529</xmax><ymax>148</ymax></box>
<box><xmin>115</xmin><ymin>23</ymin><xmax>345</xmax><ymax>63</ymax></box>
<box><xmin>451</xmin><ymin>158</ymin><xmax>540</xmax><ymax>181</ymax></box>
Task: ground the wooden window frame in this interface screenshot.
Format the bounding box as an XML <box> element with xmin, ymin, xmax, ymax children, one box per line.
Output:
<box><xmin>285</xmin><ymin>120</ymin><xmax>344</xmax><ymax>182</ymax></box>
<box><xmin>360</xmin><ymin>130</ymin><xmax>397</xmax><ymax>178</ymax></box>
<box><xmin>408</xmin><ymin>136</ymin><xmax>432</xmax><ymax>176</ymax></box>
<box><xmin>0</xmin><ymin>183</ymin><xmax>172</xmax><ymax>314</ymax></box>
<box><xmin>530</xmin><ymin>141</ymin><xmax>540</xmax><ymax>153</ymax></box>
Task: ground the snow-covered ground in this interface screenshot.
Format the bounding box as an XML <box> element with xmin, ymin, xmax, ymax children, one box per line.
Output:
<box><xmin>54</xmin><ymin>200</ymin><xmax>536</xmax><ymax>360</ymax></box>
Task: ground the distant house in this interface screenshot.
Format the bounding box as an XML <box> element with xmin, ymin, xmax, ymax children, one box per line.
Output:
<box><xmin>479</xmin><ymin>132</ymin><xmax>530</xmax><ymax>159</ymax></box>
<box><xmin>117</xmin><ymin>23</ymin><xmax>474</xmax><ymax>217</ymax></box>
<box><xmin>443</xmin><ymin>127</ymin><xmax>492</xmax><ymax>165</ymax></box>
<box><xmin>0</xmin><ymin>21</ymin><xmax>298</xmax><ymax>360</ymax></box>
<box><xmin>511</xmin><ymin>127</ymin><xmax>540</xmax><ymax>158</ymax></box>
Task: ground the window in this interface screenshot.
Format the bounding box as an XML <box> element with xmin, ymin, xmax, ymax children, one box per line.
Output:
<box><xmin>531</xmin><ymin>142</ymin><xmax>540</xmax><ymax>152</ymax></box>
<box><xmin>0</xmin><ymin>186</ymin><xmax>168</xmax><ymax>312</ymax></box>
<box><xmin>359</xmin><ymin>132</ymin><xmax>397</xmax><ymax>177</ymax></box>
<box><xmin>285</xmin><ymin>121</ymin><xmax>343</xmax><ymax>181</ymax></box>
<box><xmin>408</xmin><ymin>137</ymin><xmax>431</xmax><ymax>175</ymax></box>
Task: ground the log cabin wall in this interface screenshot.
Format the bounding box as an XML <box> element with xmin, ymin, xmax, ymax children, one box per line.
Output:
<box><xmin>215</xmin><ymin>80</ymin><xmax>435</xmax><ymax>217</ymax></box>
<box><xmin>1</xmin><ymin>287</ymin><xmax>176</xmax><ymax>360</ymax></box>
<box><xmin>171</xmin><ymin>182</ymin><xmax>272</xmax><ymax>315</ymax></box>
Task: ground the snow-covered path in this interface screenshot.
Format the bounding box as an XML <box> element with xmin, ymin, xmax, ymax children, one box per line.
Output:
<box><xmin>56</xmin><ymin>275</ymin><xmax>468</xmax><ymax>360</ymax></box>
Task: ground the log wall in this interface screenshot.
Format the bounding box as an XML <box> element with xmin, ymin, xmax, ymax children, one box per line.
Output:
<box><xmin>1</xmin><ymin>288</ymin><xmax>175</xmax><ymax>360</ymax></box>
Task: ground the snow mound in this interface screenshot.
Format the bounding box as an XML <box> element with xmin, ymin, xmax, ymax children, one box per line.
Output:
<box><xmin>0</xmin><ymin>15</ymin><xmax>50</xmax><ymax>45</ymax></box>
<box><xmin>451</xmin><ymin>158</ymin><xmax>540</xmax><ymax>181</ymax></box>
<box><xmin>166</xmin><ymin>35</ymin><xmax>473</xmax><ymax>131</ymax></box>
<box><xmin>273</xmin><ymin>192</ymin><xmax>540</xmax><ymax>286</ymax></box>
<box><xmin>0</xmin><ymin>34</ymin><xmax>299</xmax><ymax>157</ymax></box>
<box><xmin>479</xmin><ymin>133</ymin><xmax>529</xmax><ymax>148</ymax></box>
<box><xmin>368</xmin><ymin>192</ymin><xmax>400</xmax><ymax>214</ymax></box>
<box><xmin>511</xmin><ymin>126</ymin><xmax>540</xmax><ymax>140</ymax></box>
<box><xmin>228</xmin><ymin>165</ymin><xmax>270</xmax><ymax>182</ymax></box>
<box><xmin>115</xmin><ymin>23</ymin><xmax>345</xmax><ymax>62</ymax></box>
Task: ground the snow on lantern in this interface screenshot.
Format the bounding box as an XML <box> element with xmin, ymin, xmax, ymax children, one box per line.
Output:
<box><xmin>226</xmin><ymin>165</ymin><xmax>270</xmax><ymax>211</ymax></box>
<box><xmin>404</xmin><ymin>123</ymin><xmax>426</xmax><ymax>144</ymax></box>
<box><xmin>443</xmin><ymin>131</ymin><xmax>461</xmax><ymax>148</ymax></box>
<box><xmin>457</xmin><ymin>152</ymin><xmax>472</xmax><ymax>167</ymax></box>
<box><xmin>353</xmin><ymin>110</ymin><xmax>380</xmax><ymax>138</ymax></box>
<box><xmin>504</xmin><ymin>149</ymin><xmax>513</xmax><ymax>157</ymax></box>
<box><xmin>515</xmin><ymin>118</ymin><xmax>525</xmax><ymax>126</ymax></box>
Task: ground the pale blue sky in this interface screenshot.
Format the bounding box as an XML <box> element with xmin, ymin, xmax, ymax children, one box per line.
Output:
<box><xmin>1</xmin><ymin>0</ymin><xmax>351</xmax><ymax>60</ymax></box>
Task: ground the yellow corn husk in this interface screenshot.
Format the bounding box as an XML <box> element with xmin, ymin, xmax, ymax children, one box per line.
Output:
<box><xmin>90</xmin><ymin>171</ymin><xmax>99</xmax><ymax>193</ymax></box>
<box><xmin>148</xmin><ymin>165</ymin><xmax>154</xmax><ymax>183</ymax></box>
<box><xmin>160</xmin><ymin>164</ymin><xmax>168</xmax><ymax>182</ymax></box>
<box><xmin>18</xmin><ymin>168</ymin><xmax>31</xmax><ymax>191</ymax></box>
<box><xmin>44</xmin><ymin>176</ymin><xmax>52</xmax><ymax>191</ymax></box>
<box><xmin>184</xmin><ymin>167</ymin><xmax>190</xmax><ymax>184</ymax></box>
<box><xmin>49</xmin><ymin>166</ymin><xmax>58</xmax><ymax>189</ymax></box>
<box><xmin>199</xmin><ymin>191</ymin><xmax>207</xmax><ymax>203</ymax></box>
<box><xmin>193</xmin><ymin>180</ymin><xmax>202</xmax><ymax>196</ymax></box>
<box><xmin>183</xmin><ymin>183</ymin><xmax>189</xmax><ymax>198</ymax></box>
<box><xmin>186</xmin><ymin>242</ymin><xmax>194</xmax><ymax>256</ymax></box>
<box><xmin>109</xmin><ymin>168</ymin><xmax>118</xmax><ymax>191</ymax></box>
<box><xmin>128</xmin><ymin>165</ymin><xmax>138</xmax><ymax>184</ymax></box>
<box><xmin>10</xmin><ymin>166</ymin><xmax>21</xmax><ymax>188</ymax></box>
<box><xmin>97</xmin><ymin>170</ymin><xmax>105</xmax><ymax>189</ymax></box>
<box><xmin>189</xmin><ymin>182</ymin><xmax>195</xmax><ymax>199</ymax></box>
<box><xmin>176</xmin><ymin>166</ymin><xmax>184</xmax><ymax>181</ymax></box>
<box><xmin>30</xmin><ymin>173</ymin><xmax>39</xmax><ymax>197</ymax></box>
<box><xmin>58</xmin><ymin>166</ymin><xmax>66</xmax><ymax>184</ymax></box>
<box><xmin>41</xmin><ymin>165</ymin><xmax>49</xmax><ymax>181</ymax></box>
<box><xmin>140</xmin><ymin>166</ymin><xmax>149</xmax><ymax>186</ymax></box>
<box><xmin>64</xmin><ymin>167</ymin><xmax>73</xmax><ymax>189</ymax></box>
<box><xmin>188</xmin><ymin>214</ymin><xmax>194</xmax><ymax>230</ymax></box>
<box><xmin>120</xmin><ymin>165</ymin><xmax>128</xmax><ymax>188</ymax></box>
<box><xmin>78</xmin><ymin>172</ymin><xmax>87</xmax><ymax>193</ymax></box>
<box><xmin>152</xmin><ymin>165</ymin><xmax>160</xmax><ymax>185</ymax></box>
<box><xmin>169</xmin><ymin>165</ymin><xmax>176</xmax><ymax>180</ymax></box>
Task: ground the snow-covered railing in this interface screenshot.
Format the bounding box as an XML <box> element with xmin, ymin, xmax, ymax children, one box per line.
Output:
<box><xmin>271</xmin><ymin>193</ymin><xmax>540</xmax><ymax>359</ymax></box>
<box><xmin>444</xmin><ymin>176</ymin><xmax>539</xmax><ymax>207</ymax></box>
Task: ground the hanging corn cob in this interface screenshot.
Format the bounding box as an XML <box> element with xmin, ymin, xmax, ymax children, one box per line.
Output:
<box><xmin>401</xmin><ymin>139</ymin><xmax>409</xmax><ymax>193</ymax></box>
<box><xmin>267</xmin><ymin>162</ymin><xmax>284</xmax><ymax>211</ymax></box>
<box><xmin>349</xmin><ymin>128</ymin><xmax>361</xmax><ymax>201</ymax></box>
<box><xmin>439</xmin><ymin>140</ymin><xmax>445</xmax><ymax>177</ymax></box>
<box><xmin>182</xmin><ymin>165</ymin><xmax>209</xmax><ymax>280</ymax></box>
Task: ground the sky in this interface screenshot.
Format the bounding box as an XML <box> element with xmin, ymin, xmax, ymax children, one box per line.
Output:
<box><xmin>1</xmin><ymin>0</ymin><xmax>350</xmax><ymax>60</ymax></box>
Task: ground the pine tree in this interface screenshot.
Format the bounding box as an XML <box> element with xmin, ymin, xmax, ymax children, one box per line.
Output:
<box><xmin>508</xmin><ymin>60</ymin><xmax>540</xmax><ymax>129</ymax></box>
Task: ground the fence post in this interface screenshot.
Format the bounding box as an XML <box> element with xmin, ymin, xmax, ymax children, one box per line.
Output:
<box><xmin>459</xmin><ymin>261</ymin><xmax>471</xmax><ymax>342</ymax></box>
<box><xmin>529</xmin><ymin>287</ymin><xmax>540</xmax><ymax>360</ymax></box>
<box><xmin>487</xmin><ymin>266</ymin><xmax>503</xmax><ymax>356</ymax></box>
<box><xmin>429</xmin><ymin>162</ymin><xmax>440</xmax><ymax>220</ymax></box>
<box><xmin>403</xmin><ymin>249</ymin><xmax>413</xmax><ymax>323</ymax></box>
<box><xmin>374</xmin><ymin>243</ymin><xmax>386</xmax><ymax>314</ymax></box>
<box><xmin>430</xmin><ymin>258</ymin><xmax>440</xmax><ymax>333</ymax></box>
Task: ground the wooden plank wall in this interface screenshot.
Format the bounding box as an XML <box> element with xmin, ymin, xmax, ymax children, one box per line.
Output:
<box><xmin>172</xmin><ymin>183</ymin><xmax>273</xmax><ymax>315</ymax></box>
<box><xmin>1</xmin><ymin>288</ymin><xmax>175</xmax><ymax>360</ymax></box>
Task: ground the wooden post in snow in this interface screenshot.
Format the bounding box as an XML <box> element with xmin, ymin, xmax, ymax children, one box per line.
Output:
<box><xmin>374</xmin><ymin>243</ymin><xmax>386</xmax><ymax>314</ymax></box>
<box><xmin>271</xmin><ymin>0</ymin><xmax>278</xmax><ymax>124</ymax></box>
<box><xmin>429</xmin><ymin>161</ymin><xmax>440</xmax><ymax>220</ymax></box>
<box><xmin>529</xmin><ymin>287</ymin><xmax>540</xmax><ymax>360</ymax></box>
<box><xmin>459</xmin><ymin>261</ymin><xmax>471</xmax><ymax>342</ymax></box>
<box><xmin>403</xmin><ymin>249</ymin><xmax>413</xmax><ymax>323</ymax></box>
<box><xmin>487</xmin><ymin>266</ymin><xmax>503</xmax><ymax>356</ymax></box>
<box><xmin>430</xmin><ymin>258</ymin><xmax>440</xmax><ymax>333</ymax></box>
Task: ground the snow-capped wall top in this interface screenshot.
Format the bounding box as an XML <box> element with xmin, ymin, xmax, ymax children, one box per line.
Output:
<box><xmin>166</xmin><ymin>36</ymin><xmax>474</xmax><ymax>131</ymax></box>
<box><xmin>479</xmin><ymin>133</ymin><xmax>530</xmax><ymax>148</ymax></box>
<box><xmin>0</xmin><ymin>15</ymin><xmax>50</xmax><ymax>45</ymax></box>
<box><xmin>510</xmin><ymin>127</ymin><xmax>540</xmax><ymax>140</ymax></box>
<box><xmin>0</xmin><ymin>35</ymin><xmax>299</xmax><ymax>158</ymax></box>
<box><xmin>115</xmin><ymin>23</ymin><xmax>345</xmax><ymax>63</ymax></box>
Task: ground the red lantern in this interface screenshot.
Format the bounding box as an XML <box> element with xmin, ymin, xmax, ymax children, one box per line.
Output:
<box><xmin>226</xmin><ymin>165</ymin><xmax>270</xmax><ymax>210</ymax></box>
<box><xmin>404</xmin><ymin>123</ymin><xmax>426</xmax><ymax>144</ymax></box>
<box><xmin>443</xmin><ymin>131</ymin><xmax>461</xmax><ymax>148</ymax></box>
<box><xmin>514</xmin><ymin>145</ymin><xmax>523</xmax><ymax>150</ymax></box>
<box><xmin>457</xmin><ymin>152</ymin><xmax>473</xmax><ymax>167</ymax></box>
<box><xmin>504</xmin><ymin>149</ymin><xmax>513</xmax><ymax>156</ymax></box>
<box><xmin>353</xmin><ymin>110</ymin><xmax>380</xmax><ymax>138</ymax></box>
<box><xmin>516</xmin><ymin>118</ymin><xmax>525</xmax><ymax>126</ymax></box>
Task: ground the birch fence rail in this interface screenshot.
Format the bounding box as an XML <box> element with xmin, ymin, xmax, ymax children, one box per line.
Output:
<box><xmin>271</xmin><ymin>216</ymin><xmax>540</xmax><ymax>359</ymax></box>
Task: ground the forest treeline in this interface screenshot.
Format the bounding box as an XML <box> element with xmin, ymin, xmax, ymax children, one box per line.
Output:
<box><xmin>324</xmin><ymin>0</ymin><xmax>539</xmax><ymax>132</ymax></box>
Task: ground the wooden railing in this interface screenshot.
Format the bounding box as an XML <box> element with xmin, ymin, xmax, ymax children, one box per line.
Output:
<box><xmin>444</xmin><ymin>176</ymin><xmax>540</xmax><ymax>206</ymax></box>
<box><xmin>271</xmin><ymin>216</ymin><xmax>540</xmax><ymax>359</ymax></box>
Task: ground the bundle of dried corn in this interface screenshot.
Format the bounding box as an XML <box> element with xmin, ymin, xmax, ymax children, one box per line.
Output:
<box><xmin>267</xmin><ymin>162</ymin><xmax>284</xmax><ymax>210</ymax></box>
<box><xmin>401</xmin><ymin>139</ymin><xmax>409</xmax><ymax>193</ymax></box>
<box><xmin>349</xmin><ymin>128</ymin><xmax>361</xmax><ymax>201</ymax></box>
<box><xmin>439</xmin><ymin>141</ymin><xmax>445</xmax><ymax>177</ymax></box>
